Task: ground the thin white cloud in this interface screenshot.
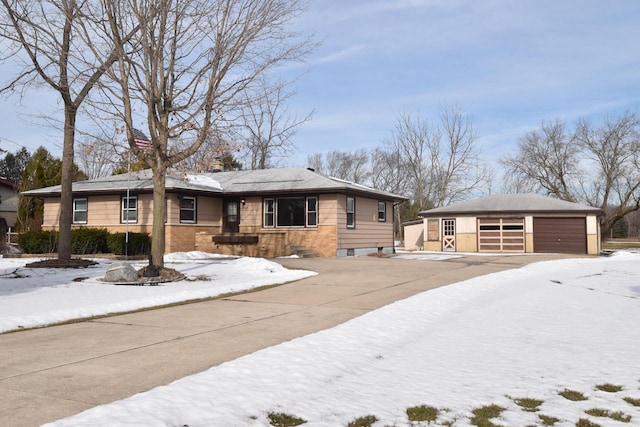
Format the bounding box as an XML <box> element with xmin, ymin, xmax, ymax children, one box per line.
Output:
<box><xmin>312</xmin><ymin>44</ymin><xmax>367</xmax><ymax>65</ymax></box>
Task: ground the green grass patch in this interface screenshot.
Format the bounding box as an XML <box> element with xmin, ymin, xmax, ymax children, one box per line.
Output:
<box><xmin>538</xmin><ymin>414</ymin><xmax>560</xmax><ymax>426</ymax></box>
<box><xmin>267</xmin><ymin>412</ymin><xmax>306</xmax><ymax>427</ymax></box>
<box><xmin>406</xmin><ymin>404</ymin><xmax>439</xmax><ymax>422</ymax></box>
<box><xmin>623</xmin><ymin>396</ymin><xmax>640</xmax><ymax>407</ymax></box>
<box><xmin>347</xmin><ymin>415</ymin><xmax>378</xmax><ymax>427</ymax></box>
<box><xmin>585</xmin><ymin>408</ymin><xmax>631</xmax><ymax>423</ymax></box>
<box><xmin>470</xmin><ymin>404</ymin><xmax>506</xmax><ymax>427</ymax></box>
<box><xmin>512</xmin><ymin>397</ymin><xmax>544</xmax><ymax>412</ymax></box>
<box><xmin>560</xmin><ymin>389</ymin><xmax>588</xmax><ymax>401</ymax></box>
<box><xmin>576</xmin><ymin>418</ymin><xmax>600</xmax><ymax>427</ymax></box>
<box><xmin>595</xmin><ymin>383</ymin><xmax>623</xmax><ymax>393</ymax></box>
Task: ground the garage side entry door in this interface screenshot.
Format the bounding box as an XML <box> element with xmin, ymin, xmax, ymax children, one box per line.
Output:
<box><xmin>478</xmin><ymin>217</ymin><xmax>525</xmax><ymax>252</ymax></box>
<box><xmin>533</xmin><ymin>217</ymin><xmax>586</xmax><ymax>254</ymax></box>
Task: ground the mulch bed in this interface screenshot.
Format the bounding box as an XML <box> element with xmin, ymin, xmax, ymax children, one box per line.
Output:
<box><xmin>25</xmin><ymin>258</ymin><xmax>98</xmax><ymax>268</ymax></box>
<box><xmin>135</xmin><ymin>266</ymin><xmax>185</xmax><ymax>284</ymax></box>
<box><xmin>22</xmin><ymin>258</ymin><xmax>185</xmax><ymax>284</ymax></box>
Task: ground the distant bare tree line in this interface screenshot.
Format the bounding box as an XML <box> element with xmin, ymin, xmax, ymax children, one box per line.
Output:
<box><xmin>305</xmin><ymin>109</ymin><xmax>640</xmax><ymax>238</ymax></box>
<box><xmin>502</xmin><ymin>111</ymin><xmax>640</xmax><ymax>237</ymax></box>
<box><xmin>308</xmin><ymin>106</ymin><xmax>494</xmax><ymax>222</ymax></box>
<box><xmin>18</xmin><ymin>105</ymin><xmax>640</xmax><ymax>240</ymax></box>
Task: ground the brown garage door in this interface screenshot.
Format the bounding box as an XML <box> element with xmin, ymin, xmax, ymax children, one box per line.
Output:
<box><xmin>533</xmin><ymin>217</ymin><xmax>586</xmax><ymax>254</ymax></box>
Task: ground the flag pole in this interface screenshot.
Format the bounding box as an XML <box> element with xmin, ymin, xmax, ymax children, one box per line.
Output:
<box><xmin>125</xmin><ymin>150</ymin><xmax>130</xmax><ymax>258</ymax></box>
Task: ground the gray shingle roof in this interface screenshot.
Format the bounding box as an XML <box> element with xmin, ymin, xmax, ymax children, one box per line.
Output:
<box><xmin>22</xmin><ymin>168</ymin><xmax>407</xmax><ymax>201</ymax></box>
<box><xmin>419</xmin><ymin>193</ymin><xmax>602</xmax><ymax>217</ymax></box>
<box><xmin>21</xmin><ymin>170</ymin><xmax>223</xmax><ymax>196</ymax></box>
<box><xmin>206</xmin><ymin>168</ymin><xmax>405</xmax><ymax>200</ymax></box>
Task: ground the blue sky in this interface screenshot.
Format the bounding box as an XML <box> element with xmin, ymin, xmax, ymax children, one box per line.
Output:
<box><xmin>284</xmin><ymin>0</ymin><xmax>640</xmax><ymax>166</ymax></box>
<box><xmin>1</xmin><ymin>0</ymin><xmax>639</xmax><ymax>171</ymax></box>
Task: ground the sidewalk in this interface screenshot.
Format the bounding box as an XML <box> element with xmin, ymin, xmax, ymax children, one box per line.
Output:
<box><xmin>0</xmin><ymin>253</ymin><xmax>571</xmax><ymax>426</ymax></box>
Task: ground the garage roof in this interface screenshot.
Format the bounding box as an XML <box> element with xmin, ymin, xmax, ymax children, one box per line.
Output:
<box><xmin>419</xmin><ymin>193</ymin><xmax>602</xmax><ymax>217</ymax></box>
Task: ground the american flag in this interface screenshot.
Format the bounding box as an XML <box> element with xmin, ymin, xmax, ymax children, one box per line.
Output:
<box><xmin>133</xmin><ymin>128</ymin><xmax>152</xmax><ymax>150</ymax></box>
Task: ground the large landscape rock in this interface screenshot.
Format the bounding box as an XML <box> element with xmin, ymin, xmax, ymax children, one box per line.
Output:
<box><xmin>103</xmin><ymin>263</ymin><xmax>139</xmax><ymax>283</ymax></box>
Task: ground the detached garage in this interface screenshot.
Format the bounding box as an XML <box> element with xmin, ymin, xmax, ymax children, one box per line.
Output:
<box><xmin>410</xmin><ymin>194</ymin><xmax>602</xmax><ymax>255</ymax></box>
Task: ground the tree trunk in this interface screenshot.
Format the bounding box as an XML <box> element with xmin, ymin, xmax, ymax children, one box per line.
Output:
<box><xmin>151</xmin><ymin>165</ymin><xmax>166</xmax><ymax>269</ymax></box>
<box><xmin>58</xmin><ymin>106</ymin><xmax>77</xmax><ymax>261</ymax></box>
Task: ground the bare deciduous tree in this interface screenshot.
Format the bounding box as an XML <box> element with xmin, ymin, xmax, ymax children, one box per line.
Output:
<box><xmin>383</xmin><ymin>106</ymin><xmax>487</xmax><ymax>210</ymax></box>
<box><xmin>100</xmin><ymin>0</ymin><xmax>313</xmax><ymax>268</ymax></box>
<box><xmin>370</xmin><ymin>146</ymin><xmax>410</xmax><ymax>238</ymax></box>
<box><xmin>0</xmin><ymin>0</ymin><xmax>131</xmax><ymax>261</ymax></box>
<box><xmin>500</xmin><ymin>119</ymin><xmax>580</xmax><ymax>202</ymax></box>
<box><xmin>306</xmin><ymin>152</ymin><xmax>323</xmax><ymax>172</ymax></box>
<box><xmin>574</xmin><ymin>112</ymin><xmax>640</xmax><ymax>235</ymax></box>
<box><xmin>241</xmin><ymin>77</ymin><xmax>312</xmax><ymax>169</ymax></box>
<box><xmin>75</xmin><ymin>132</ymin><xmax>122</xmax><ymax>179</ymax></box>
<box><xmin>306</xmin><ymin>149</ymin><xmax>370</xmax><ymax>183</ymax></box>
<box><xmin>437</xmin><ymin>104</ymin><xmax>491</xmax><ymax>203</ymax></box>
<box><xmin>501</xmin><ymin>111</ymin><xmax>640</xmax><ymax>238</ymax></box>
<box><xmin>370</xmin><ymin>147</ymin><xmax>409</xmax><ymax>196</ymax></box>
<box><xmin>172</xmin><ymin>129</ymin><xmax>242</xmax><ymax>173</ymax></box>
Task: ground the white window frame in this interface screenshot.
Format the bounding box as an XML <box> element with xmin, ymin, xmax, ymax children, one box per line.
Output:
<box><xmin>263</xmin><ymin>198</ymin><xmax>275</xmax><ymax>228</ymax></box>
<box><xmin>346</xmin><ymin>196</ymin><xmax>355</xmax><ymax>229</ymax></box>
<box><xmin>378</xmin><ymin>201</ymin><xmax>386</xmax><ymax>222</ymax></box>
<box><xmin>306</xmin><ymin>197</ymin><xmax>318</xmax><ymax>227</ymax></box>
<box><xmin>179</xmin><ymin>196</ymin><xmax>197</xmax><ymax>223</ymax></box>
<box><xmin>121</xmin><ymin>195</ymin><xmax>138</xmax><ymax>224</ymax></box>
<box><xmin>72</xmin><ymin>198</ymin><xmax>87</xmax><ymax>224</ymax></box>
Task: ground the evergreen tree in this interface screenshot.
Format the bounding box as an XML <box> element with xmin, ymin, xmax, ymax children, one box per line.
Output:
<box><xmin>0</xmin><ymin>147</ymin><xmax>30</xmax><ymax>184</ymax></box>
<box><xmin>17</xmin><ymin>147</ymin><xmax>87</xmax><ymax>231</ymax></box>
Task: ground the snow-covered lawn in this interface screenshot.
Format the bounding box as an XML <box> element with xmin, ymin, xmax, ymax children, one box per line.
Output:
<box><xmin>6</xmin><ymin>251</ymin><xmax>640</xmax><ymax>426</ymax></box>
<box><xmin>0</xmin><ymin>252</ymin><xmax>316</xmax><ymax>334</ymax></box>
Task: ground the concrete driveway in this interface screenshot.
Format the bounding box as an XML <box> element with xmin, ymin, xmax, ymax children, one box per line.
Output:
<box><xmin>0</xmin><ymin>253</ymin><xmax>573</xmax><ymax>426</ymax></box>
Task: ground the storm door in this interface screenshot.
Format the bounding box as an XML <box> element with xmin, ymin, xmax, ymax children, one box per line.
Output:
<box><xmin>442</xmin><ymin>219</ymin><xmax>456</xmax><ymax>251</ymax></box>
<box><xmin>223</xmin><ymin>199</ymin><xmax>240</xmax><ymax>233</ymax></box>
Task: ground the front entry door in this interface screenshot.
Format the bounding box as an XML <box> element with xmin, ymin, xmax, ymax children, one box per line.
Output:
<box><xmin>223</xmin><ymin>199</ymin><xmax>240</xmax><ymax>233</ymax></box>
<box><xmin>442</xmin><ymin>219</ymin><xmax>456</xmax><ymax>251</ymax></box>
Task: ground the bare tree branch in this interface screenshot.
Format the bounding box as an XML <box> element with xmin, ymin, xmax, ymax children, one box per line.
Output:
<box><xmin>99</xmin><ymin>0</ymin><xmax>314</xmax><ymax>268</ymax></box>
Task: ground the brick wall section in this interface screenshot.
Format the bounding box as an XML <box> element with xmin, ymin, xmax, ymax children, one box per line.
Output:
<box><xmin>284</xmin><ymin>226</ymin><xmax>337</xmax><ymax>257</ymax></box>
<box><xmin>192</xmin><ymin>225</ymin><xmax>338</xmax><ymax>258</ymax></box>
<box><xmin>165</xmin><ymin>225</ymin><xmax>219</xmax><ymax>253</ymax></box>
